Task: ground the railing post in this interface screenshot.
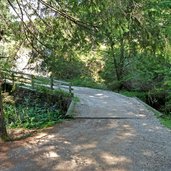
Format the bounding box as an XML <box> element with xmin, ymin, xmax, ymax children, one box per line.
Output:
<box><xmin>2</xmin><ymin>72</ymin><xmax>6</xmax><ymax>84</ymax></box>
<box><xmin>50</xmin><ymin>74</ymin><xmax>53</xmax><ymax>90</ymax></box>
<box><xmin>31</xmin><ymin>75</ymin><xmax>34</xmax><ymax>89</ymax></box>
<box><xmin>1</xmin><ymin>71</ymin><xmax>6</xmax><ymax>87</ymax></box>
<box><xmin>69</xmin><ymin>83</ymin><xmax>72</xmax><ymax>94</ymax></box>
<box><xmin>12</xmin><ymin>72</ymin><xmax>14</xmax><ymax>86</ymax></box>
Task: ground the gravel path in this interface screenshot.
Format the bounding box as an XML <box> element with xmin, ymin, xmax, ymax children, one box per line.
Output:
<box><xmin>1</xmin><ymin>87</ymin><xmax>171</xmax><ymax>171</ymax></box>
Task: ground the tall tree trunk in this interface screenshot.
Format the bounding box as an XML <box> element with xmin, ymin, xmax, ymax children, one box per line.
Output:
<box><xmin>0</xmin><ymin>80</ymin><xmax>8</xmax><ymax>141</ymax></box>
<box><xmin>118</xmin><ymin>36</ymin><xmax>125</xmax><ymax>90</ymax></box>
<box><xmin>111</xmin><ymin>51</ymin><xmax>123</xmax><ymax>92</ymax></box>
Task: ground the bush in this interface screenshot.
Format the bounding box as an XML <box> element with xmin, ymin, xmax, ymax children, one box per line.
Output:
<box><xmin>3</xmin><ymin>86</ymin><xmax>72</xmax><ymax>129</ymax></box>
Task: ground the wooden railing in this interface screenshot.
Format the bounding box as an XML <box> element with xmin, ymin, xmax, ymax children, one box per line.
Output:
<box><xmin>1</xmin><ymin>70</ymin><xmax>72</xmax><ymax>94</ymax></box>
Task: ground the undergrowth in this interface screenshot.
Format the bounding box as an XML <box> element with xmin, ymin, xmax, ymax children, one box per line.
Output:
<box><xmin>4</xmin><ymin>104</ymin><xmax>63</xmax><ymax>129</ymax></box>
<box><xmin>121</xmin><ymin>90</ymin><xmax>171</xmax><ymax>129</ymax></box>
<box><xmin>160</xmin><ymin>116</ymin><xmax>171</xmax><ymax>129</ymax></box>
<box><xmin>3</xmin><ymin>86</ymin><xmax>72</xmax><ymax>129</ymax></box>
<box><xmin>120</xmin><ymin>91</ymin><xmax>147</xmax><ymax>102</ymax></box>
<box><xmin>69</xmin><ymin>77</ymin><xmax>106</xmax><ymax>89</ymax></box>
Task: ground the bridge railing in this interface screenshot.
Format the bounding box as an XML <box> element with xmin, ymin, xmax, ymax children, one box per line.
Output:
<box><xmin>1</xmin><ymin>70</ymin><xmax>72</xmax><ymax>94</ymax></box>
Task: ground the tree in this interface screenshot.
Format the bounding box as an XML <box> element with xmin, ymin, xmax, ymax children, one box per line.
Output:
<box><xmin>0</xmin><ymin>80</ymin><xmax>8</xmax><ymax>141</ymax></box>
<box><xmin>0</xmin><ymin>0</ymin><xmax>97</xmax><ymax>138</ymax></box>
<box><xmin>73</xmin><ymin>0</ymin><xmax>170</xmax><ymax>91</ymax></box>
<box><xmin>0</xmin><ymin>1</ymin><xmax>8</xmax><ymax>140</ymax></box>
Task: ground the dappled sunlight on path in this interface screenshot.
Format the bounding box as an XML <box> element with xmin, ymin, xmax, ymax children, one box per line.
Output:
<box><xmin>1</xmin><ymin>87</ymin><xmax>171</xmax><ymax>171</ymax></box>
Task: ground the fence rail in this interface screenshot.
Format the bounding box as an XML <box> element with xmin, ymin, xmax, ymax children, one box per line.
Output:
<box><xmin>1</xmin><ymin>70</ymin><xmax>72</xmax><ymax>94</ymax></box>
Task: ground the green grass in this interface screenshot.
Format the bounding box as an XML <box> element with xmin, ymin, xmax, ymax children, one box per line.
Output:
<box><xmin>160</xmin><ymin>116</ymin><xmax>171</xmax><ymax>129</ymax></box>
<box><xmin>73</xmin><ymin>96</ymin><xmax>80</xmax><ymax>103</ymax></box>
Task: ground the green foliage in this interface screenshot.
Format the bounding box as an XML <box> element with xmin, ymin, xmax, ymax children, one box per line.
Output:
<box><xmin>3</xmin><ymin>86</ymin><xmax>72</xmax><ymax>129</ymax></box>
<box><xmin>70</xmin><ymin>76</ymin><xmax>106</xmax><ymax>89</ymax></box>
<box><xmin>35</xmin><ymin>86</ymin><xmax>72</xmax><ymax>98</ymax></box>
<box><xmin>160</xmin><ymin>116</ymin><xmax>171</xmax><ymax>129</ymax></box>
<box><xmin>45</xmin><ymin>55</ymin><xmax>86</xmax><ymax>80</ymax></box>
<box><xmin>120</xmin><ymin>91</ymin><xmax>147</xmax><ymax>102</ymax></box>
<box><xmin>4</xmin><ymin>104</ymin><xmax>62</xmax><ymax>129</ymax></box>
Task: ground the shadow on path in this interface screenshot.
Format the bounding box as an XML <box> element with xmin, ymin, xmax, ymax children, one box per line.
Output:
<box><xmin>1</xmin><ymin>87</ymin><xmax>171</xmax><ymax>171</ymax></box>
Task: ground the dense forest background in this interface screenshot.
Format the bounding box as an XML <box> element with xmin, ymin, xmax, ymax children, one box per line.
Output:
<box><xmin>0</xmin><ymin>0</ymin><xmax>171</xmax><ymax>139</ymax></box>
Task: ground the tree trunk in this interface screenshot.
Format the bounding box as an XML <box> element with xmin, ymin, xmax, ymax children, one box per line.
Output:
<box><xmin>0</xmin><ymin>80</ymin><xmax>8</xmax><ymax>141</ymax></box>
<box><xmin>110</xmin><ymin>43</ymin><xmax>124</xmax><ymax>91</ymax></box>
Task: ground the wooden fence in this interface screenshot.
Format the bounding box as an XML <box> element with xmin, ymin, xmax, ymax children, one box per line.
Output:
<box><xmin>1</xmin><ymin>70</ymin><xmax>72</xmax><ymax>94</ymax></box>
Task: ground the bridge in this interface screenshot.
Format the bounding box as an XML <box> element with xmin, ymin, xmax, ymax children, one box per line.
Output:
<box><xmin>0</xmin><ymin>70</ymin><xmax>73</xmax><ymax>94</ymax></box>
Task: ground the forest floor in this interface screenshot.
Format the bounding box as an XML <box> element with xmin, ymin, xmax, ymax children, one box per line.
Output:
<box><xmin>0</xmin><ymin>87</ymin><xmax>171</xmax><ymax>171</ymax></box>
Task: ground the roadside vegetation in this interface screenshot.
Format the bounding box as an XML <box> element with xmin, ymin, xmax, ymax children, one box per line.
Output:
<box><xmin>3</xmin><ymin>85</ymin><xmax>72</xmax><ymax>129</ymax></box>
<box><xmin>1</xmin><ymin>84</ymin><xmax>72</xmax><ymax>140</ymax></box>
<box><xmin>121</xmin><ymin>91</ymin><xmax>171</xmax><ymax>129</ymax></box>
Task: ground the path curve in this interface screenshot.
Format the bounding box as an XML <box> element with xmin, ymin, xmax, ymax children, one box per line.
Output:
<box><xmin>1</xmin><ymin>87</ymin><xmax>171</xmax><ymax>171</ymax></box>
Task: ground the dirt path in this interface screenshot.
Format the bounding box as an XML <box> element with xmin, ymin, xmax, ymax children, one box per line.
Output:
<box><xmin>1</xmin><ymin>87</ymin><xmax>171</xmax><ymax>171</ymax></box>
